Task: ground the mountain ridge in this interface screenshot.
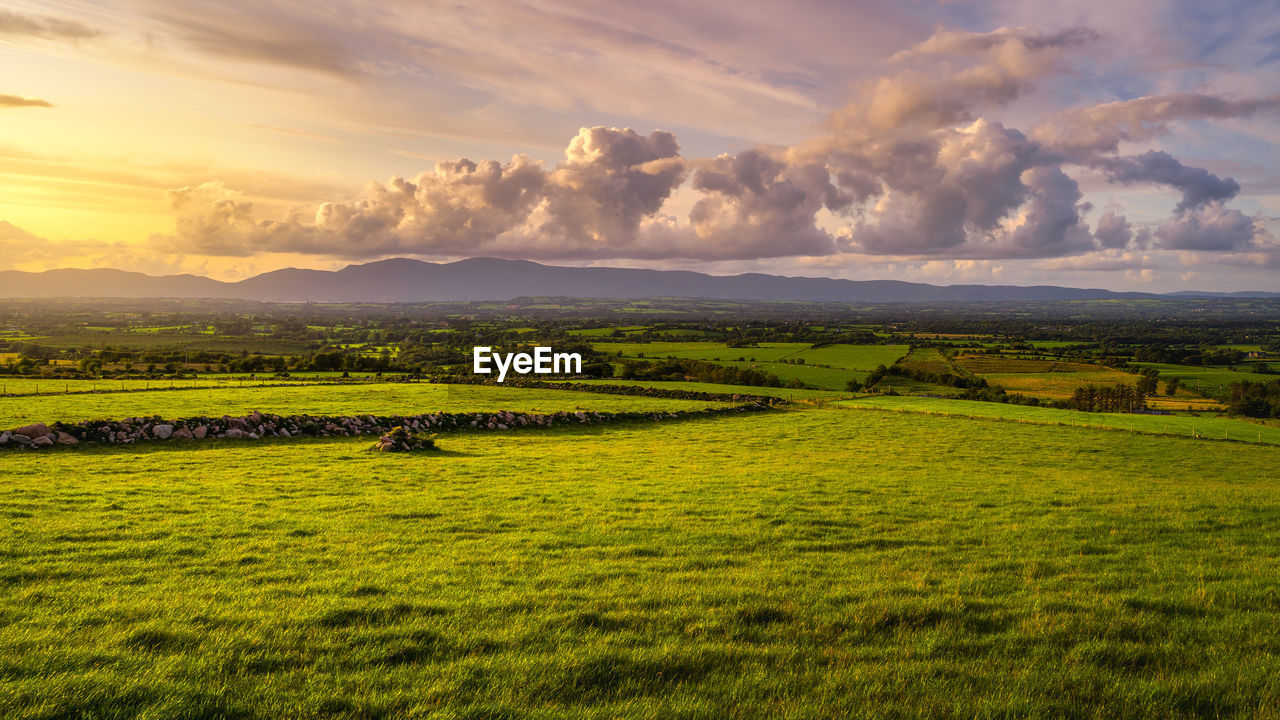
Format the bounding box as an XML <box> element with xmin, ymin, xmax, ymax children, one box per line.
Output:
<box><xmin>1</xmin><ymin>258</ymin><xmax>1275</xmax><ymax>303</ymax></box>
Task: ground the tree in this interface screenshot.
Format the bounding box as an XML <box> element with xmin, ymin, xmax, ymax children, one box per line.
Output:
<box><xmin>1136</xmin><ymin>367</ymin><xmax>1159</xmax><ymax>396</ymax></box>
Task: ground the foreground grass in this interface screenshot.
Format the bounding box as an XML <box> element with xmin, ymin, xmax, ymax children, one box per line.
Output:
<box><xmin>836</xmin><ymin>394</ymin><xmax>1280</xmax><ymax>446</ymax></box>
<box><xmin>0</xmin><ymin>383</ymin><xmax>723</xmax><ymax>428</ymax></box>
<box><xmin>2</xmin><ymin>406</ymin><xmax>1279</xmax><ymax>718</ymax></box>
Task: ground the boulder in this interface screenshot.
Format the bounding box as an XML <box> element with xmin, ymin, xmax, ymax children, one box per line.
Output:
<box><xmin>31</xmin><ymin>435</ymin><xmax>53</xmax><ymax>447</ymax></box>
<box><xmin>14</xmin><ymin>423</ymin><xmax>52</xmax><ymax>440</ymax></box>
<box><xmin>153</xmin><ymin>424</ymin><xmax>174</xmax><ymax>440</ymax></box>
<box><xmin>55</xmin><ymin>432</ymin><xmax>79</xmax><ymax>445</ymax></box>
<box><xmin>193</xmin><ymin>426</ymin><xmax>208</xmax><ymax>439</ymax></box>
<box><xmin>226</xmin><ymin>428</ymin><xmax>245</xmax><ymax>440</ymax></box>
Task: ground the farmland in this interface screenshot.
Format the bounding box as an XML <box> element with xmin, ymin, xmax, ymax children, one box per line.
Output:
<box><xmin>594</xmin><ymin>342</ymin><xmax>909</xmax><ymax>390</ymax></box>
<box><xmin>3</xmin><ymin>297</ymin><xmax>1280</xmax><ymax>717</ymax></box>
<box><xmin>0</xmin><ymin>383</ymin><xmax>724</xmax><ymax>428</ymax></box>
<box><xmin>4</xmin><ymin>405</ymin><xmax>1280</xmax><ymax>718</ymax></box>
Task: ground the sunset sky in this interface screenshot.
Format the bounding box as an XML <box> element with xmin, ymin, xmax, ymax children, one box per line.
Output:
<box><xmin>2</xmin><ymin>0</ymin><xmax>1278</xmax><ymax>291</ymax></box>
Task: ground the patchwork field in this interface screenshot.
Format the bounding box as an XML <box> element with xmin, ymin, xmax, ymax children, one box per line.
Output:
<box><xmin>26</xmin><ymin>332</ymin><xmax>312</xmax><ymax>354</ymax></box>
<box><xmin>589</xmin><ymin>342</ymin><xmax>909</xmax><ymax>391</ymax></box>
<box><xmin>952</xmin><ymin>356</ymin><xmax>1230</xmax><ymax>408</ymax></box>
<box><xmin>1129</xmin><ymin>363</ymin><xmax>1271</xmax><ymax>394</ymax></box>
<box><xmin>3</xmin><ymin>406</ymin><xmax>1279</xmax><ymax>718</ymax></box>
<box><xmin>595</xmin><ymin>342</ymin><xmax>909</xmax><ymax>370</ymax></box>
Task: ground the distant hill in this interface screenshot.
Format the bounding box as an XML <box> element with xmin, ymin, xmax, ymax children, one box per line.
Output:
<box><xmin>1</xmin><ymin>258</ymin><xmax>1275</xmax><ymax>303</ymax></box>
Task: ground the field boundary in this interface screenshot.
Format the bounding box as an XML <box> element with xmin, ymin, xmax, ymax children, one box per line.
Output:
<box><xmin>0</xmin><ymin>401</ymin><xmax>782</xmax><ymax>452</ymax></box>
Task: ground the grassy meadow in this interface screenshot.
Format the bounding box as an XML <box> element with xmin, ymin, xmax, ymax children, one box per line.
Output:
<box><xmin>0</xmin><ymin>384</ymin><xmax>724</xmax><ymax>428</ymax></box>
<box><xmin>591</xmin><ymin>342</ymin><xmax>908</xmax><ymax>391</ymax></box>
<box><xmin>3</xmin><ymin>405</ymin><xmax>1280</xmax><ymax>718</ymax></box>
<box><xmin>836</xmin><ymin>394</ymin><xmax>1280</xmax><ymax>446</ymax></box>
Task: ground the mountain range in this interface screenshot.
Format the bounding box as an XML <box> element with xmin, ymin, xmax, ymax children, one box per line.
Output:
<box><xmin>1</xmin><ymin>258</ymin><xmax>1276</xmax><ymax>303</ymax></box>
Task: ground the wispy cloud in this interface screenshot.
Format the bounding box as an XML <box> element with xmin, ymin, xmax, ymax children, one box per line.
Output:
<box><xmin>0</xmin><ymin>9</ymin><xmax>99</xmax><ymax>41</ymax></box>
<box><xmin>0</xmin><ymin>94</ymin><xmax>52</xmax><ymax>108</ymax></box>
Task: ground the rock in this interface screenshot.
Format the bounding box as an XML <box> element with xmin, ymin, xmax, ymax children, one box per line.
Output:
<box><xmin>14</xmin><ymin>423</ymin><xmax>51</xmax><ymax>440</ymax></box>
<box><xmin>55</xmin><ymin>432</ymin><xmax>79</xmax><ymax>445</ymax></box>
<box><xmin>0</xmin><ymin>431</ymin><xmax>10</xmax><ymax>445</ymax></box>
<box><xmin>31</xmin><ymin>435</ymin><xmax>53</xmax><ymax>447</ymax></box>
<box><xmin>247</xmin><ymin>433</ymin><xmax>259</xmax><ymax>440</ymax></box>
<box><xmin>174</xmin><ymin>428</ymin><xmax>193</xmax><ymax>440</ymax></box>
<box><xmin>193</xmin><ymin>426</ymin><xmax>208</xmax><ymax>439</ymax></box>
<box><xmin>153</xmin><ymin>424</ymin><xmax>174</xmax><ymax>439</ymax></box>
<box><xmin>226</xmin><ymin>428</ymin><xmax>245</xmax><ymax>440</ymax></box>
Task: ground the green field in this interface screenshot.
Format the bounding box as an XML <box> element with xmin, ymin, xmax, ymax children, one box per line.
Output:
<box><xmin>0</xmin><ymin>375</ymin><xmax>345</xmax><ymax>396</ymax></box>
<box><xmin>21</xmin><ymin>332</ymin><xmax>312</xmax><ymax>354</ymax></box>
<box><xmin>560</xmin><ymin>378</ymin><xmax>852</xmax><ymax>401</ymax></box>
<box><xmin>0</xmin><ymin>384</ymin><xmax>723</xmax><ymax>428</ymax></box>
<box><xmin>1129</xmin><ymin>363</ymin><xmax>1270</xmax><ymax>394</ymax></box>
<box><xmin>596</xmin><ymin>342</ymin><xmax>908</xmax><ymax>369</ymax></box>
<box><xmin>592</xmin><ymin>343</ymin><xmax>909</xmax><ymax>390</ymax></box>
<box><xmin>3</xmin><ymin>406</ymin><xmax>1279</xmax><ymax>717</ymax></box>
<box><xmin>894</xmin><ymin>347</ymin><xmax>956</xmax><ymax>376</ymax></box>
<box><xmin>0</xmin><ymin>377</ymin><xmax>235</xmax><ymax>395</ymax></box>
<box><xmin>836</xmin><ymin>394</ymin><xmax>1280</xmax><ymax>445</ymax></box>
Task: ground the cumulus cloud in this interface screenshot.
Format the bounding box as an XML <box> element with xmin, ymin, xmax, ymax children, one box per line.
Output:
<box><xmin>685</xmin><ymin>148</ymin><xmax>843</xmax><ymax>257</ymax></box>
<box><xmin>842</xmin><ymin>26</ymin><xmax>1099</xmax><ymax>132</ymax></box>
<box><xmin>0</xmin><ymin>94</ymin><xmax>52</xmax><ymax>108</ymax></box>
<box><xmin>1093</xmin><ymin>210</ymin><xmax>1132</xmax><ymax>249</ymax></box>
<box><xmin>157</xmin><ymin>128</ymin><xmax>699</xmax><ymax>259</ymax></box>
<box><xmin>1156</xmin><ymin>202</ymin><xmax>1267</xmax><ymax>251</ymax></box>
<box><xmin>1094</xmin><ymin>151</ymin><xmax>1240</xmax><ymax>212</ymax></box>
<box><xmin>151</xmin><ymin>24</ymin><xmax>1277</xmax><ymax>264</ymax></box>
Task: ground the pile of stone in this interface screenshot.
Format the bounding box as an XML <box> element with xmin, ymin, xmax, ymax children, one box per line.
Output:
<box><xmin>0</xmin><ymin>401</ymin><xmax>777</xmax><ymax>452</ymax></box>
<box><xmin>371</xmin><ymin>426</ymin><xmax>437</xmax><ymax>452</ymax></box>
<box><xmin>0</xmin><ymin>423</ymin><xmax>80</xmax><ymax>448</ymax></box>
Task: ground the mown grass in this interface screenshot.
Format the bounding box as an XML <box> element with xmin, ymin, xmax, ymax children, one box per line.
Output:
<box><xmin>1</xmin><ymin>407</ymin><xmax>1279</xmax><ymax>718</ymax></box>
<box><xmin>0</xmin><ymin>383</ymin><xmax>723</xmax><ymax>428</ymax></box>
<box><xmin>836</xmin><ymin>394</ymin><xmax>1280</xmax><ymax>445</ymax></box>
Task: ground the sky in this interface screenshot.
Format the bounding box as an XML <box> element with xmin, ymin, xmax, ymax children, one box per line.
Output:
<box><xmin>1</xmin><ymin>0</ymin><xmax>1278</xmax><ymax>292</ymax></box>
